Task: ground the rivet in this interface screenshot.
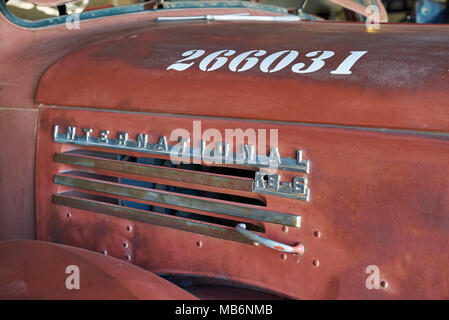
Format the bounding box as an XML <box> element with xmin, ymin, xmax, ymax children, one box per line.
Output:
<box><xmin>125</xmin><ymin>255</ymin><xmax>131</xmax><ymax>261</ymax></box>
<box><xmin>314</xmin><ymin>230</ymin><xmax>321</xmax><ymax>238</ymax></box>
<box><xmin>381</xmin><ymin>280</ymin><xmax>389</xmax><ymax>289</ymax></box>
<box><xmin>66</xmin><ymin>212</ymin><xmax>71</xmax><ymax>218</ymax></box>
<box><xmin>312</xmin><ymin>259</ymin><xmax>320</xmax><ymax>267</ymax></box>
<box><xmin>281</xmin><ymin>253</ymin><xmax>287</xmax><ymax>260</ymax></box>
<box><xmin>123</xmin><ymin>241</ymin><xmax>128</xmax><ymax>248</ymax></box>
<box><xmin>103</xmin><ymin>250</ymin><xmax>108</xmax><ymax>255</ymax></box>
<box><xmin>126</xmin><ymin>225</ymin><xmax>132</xmax><ymax>232</ymax></box>
<box><xmin>282</xmin><ymin>226</ymin><xmax>289</xmax><ymax>233</ymax></box>
<box><xmin>196</xmin><ymin>240</ymin><xmax>202</xmax><ymax>248</ymax></box>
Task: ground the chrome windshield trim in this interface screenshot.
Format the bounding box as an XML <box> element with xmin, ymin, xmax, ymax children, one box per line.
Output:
<box><xmin>157</xmin><ymin>14</ymin><xmax>301</xmax><ymax>22</ymax></box>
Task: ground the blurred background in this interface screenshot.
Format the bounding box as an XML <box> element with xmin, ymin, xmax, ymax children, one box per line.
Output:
<box><xmin>3</xmin><ymin>0</ymin><xmax>448</xmax><ymax>23</ymax></box>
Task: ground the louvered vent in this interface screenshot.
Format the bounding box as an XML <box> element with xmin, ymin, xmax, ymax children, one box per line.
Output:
<box><xmin>52</xmin><ymin>149</ymin><xmax>301</xmax><ymax>246</ymax></box>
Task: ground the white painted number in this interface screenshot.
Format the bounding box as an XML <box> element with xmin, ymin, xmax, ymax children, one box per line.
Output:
<box><xmin>167</xmin><ymin>49</ymin><xmax>367</xmax><ymax>75</ymax></box>
<box><xmin>166</xmin><ymin>49</ymin><xmax>205</xmax><ymax>71</ymax></box>
<box><xmin>291</xmin><ymin>50</ymin><xmax>335</xmax><ymax>73</ymax></box>
<box><xmin>260</xmin><ymin>50</ymin><xmax>299</xmax><ymax>73</ymax></box>
<box><xmin>229</xmin><ymin>50</ymin><xmax>267</xmax><ymax>72</ymax></box>
<box><xmin>199</xmin><ymin>50</ymin><xmax>236</xmax><ymax>71</ymax></box>
<box><xmin>330</xmin><ymin>51</ymin><xmax>368</xmax><ymax>75</ymax></box>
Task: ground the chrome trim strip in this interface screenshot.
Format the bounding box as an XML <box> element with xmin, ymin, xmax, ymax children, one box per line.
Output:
<box><xmin>54</xmin><ymin>152</ymin><xmax>253</xmax><ymax>192</ymax></box>
<box><xmin>157</xmin><ymin>14</ymin><xmax>300</xmax><ymax>22</ymax></box>
<box><xmin>53</xmin><ymin>193</ymin><xmax>257</xmax><ymax>245</ymax></box>
<box><xmin>54</xmin><ymin>174</ymin><xmax>302</xmax><ymax>227</ymax></box>
<box><xmin>53</xmin><ymin>125</ymin><xmax>310</xmax><ymax>173</ymax></box>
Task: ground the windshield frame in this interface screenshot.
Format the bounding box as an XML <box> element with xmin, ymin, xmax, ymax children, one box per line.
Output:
<box><xmin>0</xmin><ymin>0</ymin><xmax>303</xmax><ymax>28</ymax></box>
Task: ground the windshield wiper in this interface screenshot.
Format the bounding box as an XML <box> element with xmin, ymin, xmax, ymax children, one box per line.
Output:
<box><xmin>156</xmin><ymin>13</ymin><xmax>300</xmax><ymax>22</ymax></box>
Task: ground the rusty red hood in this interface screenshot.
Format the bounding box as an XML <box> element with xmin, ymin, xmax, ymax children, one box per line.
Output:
<box><xmin>35</xmin><ymin>20</ymin><xmax>449</xmax><ymax>132</ymax></box>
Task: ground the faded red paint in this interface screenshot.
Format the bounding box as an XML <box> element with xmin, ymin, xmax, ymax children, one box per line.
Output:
<box><xmin>0</xmin><ymin>4</ymin><xmax>448</xmax><ymax>300</ymax></box>
<box><xmin>35</xmin><ymin>21</ymin><xmax>449</xmax><ymax>132</ymax></box>
<box><xmin>0</xmin><ymin>5</ymin><xmax>281</xmax><ymax>242</ymax></box>
<box><xmin>35</xmin><ymin>107</ymin><xmax>449</xmax><ymax>299</ymax></box>
<box><xmin>0</xmin><ymin>8</ymin><xmax>280</xmax><ymax>109</ymax></box>
<box><xmin>0</xmin><ymin>109</ymin><xmax>37</xmax><ymax>241</ymax></box>
<box><xmin>0</xmin><ymin>240</ymin><xmax>197</xmax><ymax>299</ymax></box>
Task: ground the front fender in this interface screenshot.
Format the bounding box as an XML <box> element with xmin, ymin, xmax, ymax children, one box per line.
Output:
<box><xmin>0</xmin><ymin>240</ymin><xmax>197</xmax><ymax>300</ymax></box>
